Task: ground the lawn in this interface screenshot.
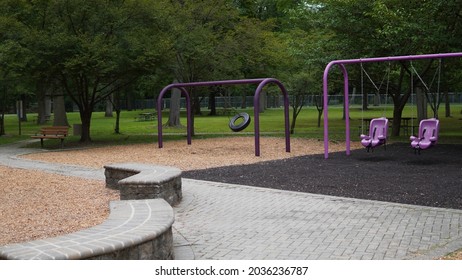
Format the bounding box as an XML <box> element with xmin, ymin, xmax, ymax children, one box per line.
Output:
<box><xmin>1</xmin><ymin>104</ymin><xmax>461</xmax><ymax>148</ymax></box>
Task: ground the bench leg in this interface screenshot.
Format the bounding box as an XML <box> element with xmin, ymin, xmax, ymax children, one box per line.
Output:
<box><xmin>40</xmin><ymin>139</ymin><xmax>44</xmax><ymax>148</ymax></box>
<box><xmin>60</xmin><ymin>139</ymin><xmax>64</xmax><ymax>149</ymax></box>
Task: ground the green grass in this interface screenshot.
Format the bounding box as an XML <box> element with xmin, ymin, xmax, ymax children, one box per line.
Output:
<box><xmin>1</xmin><ymin>104</ymin><xmax>461</xmax><ymax>148</ymax></box>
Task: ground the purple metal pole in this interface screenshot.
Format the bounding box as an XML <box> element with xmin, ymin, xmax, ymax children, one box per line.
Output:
<box><xmin>156</xmin><ymin>87</ymin><xmax>168</xmax><ymax>148</ymax></box>
<box><xmin>341</xmin><ymin>64</ymin><xmax>351</xmax><ymax>156</ymax></box>
<box><xmin>254</xmin><ymin>78</ymin><xmax>291</xmax><ymax>156</ymax></box>
<box><xmin>182</xmin><ymin>87</ymin><xmax>192</xmax><ymax>145</ymax></box>
<box><xmin>323</xmin><ymin>61</ymin><xmax>334</xmax><ymax>159</ymax></box>
<box><xmin>157</xmin><ymin>85</ymin><xmax>191</xmax><ymax>148</ymax></box>
<box><xmin>156</xmin><ymin>78</ymin><xmax>291</xmax><ymax>156</ymax></box>
<box><xmin>323</xmin><ymin>52</ymin><xmax>462</xmax><ymax>159</ymax></box>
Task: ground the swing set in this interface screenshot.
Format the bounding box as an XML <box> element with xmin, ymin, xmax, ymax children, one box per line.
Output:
<box><xmin>156</xmin><ymin>78</ymin><xmax>291</xmax><ymax>156</ymax></box>
<box><xmin>322</xmin><ymin>52</ymin><xmax>462</xmax><ymax>159</ymax></box>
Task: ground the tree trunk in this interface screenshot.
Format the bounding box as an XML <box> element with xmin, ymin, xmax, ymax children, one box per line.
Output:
<box><xmin>167</xmin><ymin>85</ymin><xmax>182</xmax><ymax>127</ymax></box>
<box><xmin>362</xmin><ymin>87</ymin><xmax>368</xmax><ymax>110</ymax></box>
<box><xmin>315</xmin><ymin>94</ymin><xmax>323</xmax><ymax>128</ymax></box>
<box><xmin>373</xmin><ymin>92</ymin><xmax>380</xmax><ymax>106</ymax></box>
<box><xmin>45</xmin><ymin>96</ymin><xmax>52</xmax><ymax>121</ymax></box>
<box><xmin>114</xmin><ymin>108</ymin><xmax>121</xmax><ymax>134</ymax></box>
<box><xmin>193</xmin><ymin>95</ymin><xmax>201</xmax><ymax>115</ymax></box>
<box><xmin>105</xmin><ymin>94</ymin><xmax>114</xmax><ymax>117</ymax></box>
<box><xmin>317</xmin><ymin>109</ymin><xmax>322</xmax><ymax>128</ymax></box>
<box><xmin>241</xmin><ymin>94</ymin><xmax>247</xmax><ymax>109</ymax></box>
<box><xmin>53</xmin><ymin>95</ymin><xmax>69</xmax><ymax>127</ymax></box>
<box><xmin>36</xmin><ymin>80</ymin><xmax>49</xmax><ymax>125</ymax></box>
<box><xmin>391</xmin><ymin>108</ymin><xmax>403</xmax><ymax>137</ymax></box>
<box><xmin>445</xmin><ymin>91</ymin><xmax>450</xmax><ymax>117</ymax></box>
<box><xmin>415</xmin><ymin>87</ymin><xmax>427</xmax><ymax>122</ymax></box>
<box><xmin>389</xmin><ymin>64</ymin><xmax>412</xmax><ymax>137</ymax></box>
<box><xmin>0</xmin><ymin>88</ymin><xmax>5</xmax><ymax>135</ymax></box>
<box><xmin>37</xmin><ymin>97</ymin><xmax>48</xmax><ymax>125</ymax></box>
<box><xmin>290</xmin><ymin>95</ymin><xmax>304</xmax><ymax>134</ymax></box>
<box><xmin>79</xmin><ymin>106</ymin><xmax>93</xmax><ymax>142</ymax></box>
<box><xmin>190</xmin><ymin>112</ymin><xmax>195</xmax><ymax>136</ymax></box>
<box><xmin>113</xmin><ymin>91</ymin><xmax>121</xmax><ymax>134</ymax></box>
<box><xmin>0</xmin><ymin>113</ymin><xmax>4</xmax><ymax>136</ymax></box>
<box><xmin>208</xmin><ymin>91</ymin><xmax>217</xmax><ymax>116</ymax></box>
<box><xmin>259</xmin><ymin>90</ymin><xmax>267</xmax><ymax>113</ymax></box>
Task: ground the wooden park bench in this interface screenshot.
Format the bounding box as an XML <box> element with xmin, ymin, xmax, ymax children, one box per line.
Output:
<box><xmin>31</xmin><ymin>126</ymin><xmax>69</xmax><ymax>148</ymax></box>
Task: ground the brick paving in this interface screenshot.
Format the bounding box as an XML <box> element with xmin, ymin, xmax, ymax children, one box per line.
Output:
<box><xmin>174</xmin><ymin>179</ymin><xmax>462</xmax><ymax>260</ymax></box>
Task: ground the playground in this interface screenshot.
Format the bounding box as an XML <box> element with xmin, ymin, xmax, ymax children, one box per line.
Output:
<box><xmin>1</xmin><ymin>137</ymin><xmax>462</xmax><ymax>260</ymax></box>
<box><xmin>17</xmin><ymin>136</ymin><xmax>462</xmax><ymax>211</ymax></box>
<box><xmin>1</xmin><ymin>53</ymin><xmax>462</xmax><ymax>259</ymax></box>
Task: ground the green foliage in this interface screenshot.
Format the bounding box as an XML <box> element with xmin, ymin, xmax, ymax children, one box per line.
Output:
<box><xmin>0</xmin><ymin>0</ymin><xmax>461</xmax><ymax>142</ymax></box>
<box><xmin>2</xmin><ymin>0</ymin><xmax>175</xmax><ymax>141</ymax></box>
<box><xmin>314</xmin><ymin>0</ymin><xmax>462</xmax><ymax>57</ymax></box>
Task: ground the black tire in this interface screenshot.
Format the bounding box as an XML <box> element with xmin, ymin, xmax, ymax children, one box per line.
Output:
<box><xmin>229</xmin><ymin>112</ymin><xmax>251</xmax><ymax>132</ymax></box>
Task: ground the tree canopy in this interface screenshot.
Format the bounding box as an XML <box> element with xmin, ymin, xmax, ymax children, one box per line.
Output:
<box><xmin>0</xmin><ymin>0</ymin><xmax>461</xmax><ymax>138</ymax></box>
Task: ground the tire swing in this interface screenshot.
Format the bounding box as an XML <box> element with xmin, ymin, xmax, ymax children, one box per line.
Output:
<box><xmin>229</xmin><ymin>112</ymin><xmax>251</xmax><ymax>132</ymax></box>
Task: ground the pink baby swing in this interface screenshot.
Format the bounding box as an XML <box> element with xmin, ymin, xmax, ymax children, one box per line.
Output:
<box><xmin>360</xmin><ymin>117</ymin><xmax>389</xmax><ymax>152</ymax></box>
<box><xmin>359</xmin><ymin>63</ymin><xmax>389</xmax><ymax>152</ymax></box>
<box><xmin>409</xmin><ymin>60</ymin><xmax>441</xmax><ymax>154</ymax></box>
<box><xmin>410</xmin><ymin>118</ymin><xmax>439</xmax><ymax>153</ymax></box>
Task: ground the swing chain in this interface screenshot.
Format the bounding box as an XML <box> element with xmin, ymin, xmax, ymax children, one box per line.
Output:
<box><xmin>360</xmin><ymin>62</ymin><xmax>391</xmax><ymax>134</ymax></box>
<box><xmin>409</xmin><ymin>59</ymin><xmax>442</xmax><ymax>119</ymax></box>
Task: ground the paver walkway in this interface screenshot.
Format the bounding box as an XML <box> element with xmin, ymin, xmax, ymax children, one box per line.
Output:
<box><xmin>2</xmin><ymin>142</ymin><xmax>462</xmax><ymax>259</ymax></box>
<box><xmin>175</xmin><ymin>180</ymin><xmax>462</xmax><ymax>259</ymax></box>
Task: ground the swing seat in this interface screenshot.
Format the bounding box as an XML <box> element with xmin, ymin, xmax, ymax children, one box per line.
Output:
<box><xmin>229</xmin><ymin>112</ymin><xmax>251</xmax><ymax>132</ymax></box>
<box><xmin>410</xmin><ymin>118</ymin><xmax>439</xmax><ymax>152</ymax></box>
<box><xmin>360</xmin><ymin>117</ymin><xmax>388</xmax><ymax>151</ymax></box>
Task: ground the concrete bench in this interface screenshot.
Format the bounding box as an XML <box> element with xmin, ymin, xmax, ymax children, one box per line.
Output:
<box><xmin>104</xmin><ymin>163</ymin><xmax>182</xmax><ymax>206</ymax></box>
<box><xmin>0</xmin><ymin>199</ymin><xmax>174</xmax><ymax>260</ymax></box>
<box><xmin>31</xmin><ymin>126</ymin><xmax>69</xmax><ymax>148</ymax></box>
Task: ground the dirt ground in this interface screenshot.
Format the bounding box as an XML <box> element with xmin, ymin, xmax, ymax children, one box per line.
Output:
<box><xmin>21</xmin><ymin>137</ymin><xmax>355</xmax><ymax>170</ymax></box>
<box><xmin>0</xmin><ymin>166</ymin><xmax>119</xmax><ymax>246</ymax></box>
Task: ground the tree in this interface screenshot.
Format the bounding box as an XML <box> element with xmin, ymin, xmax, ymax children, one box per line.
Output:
<box><xmin>167</xmin><ymin>82</ymin><xmax>182</xmax><ymax>127</ymax></box>
<box><xmin>7</xmin><ymin>0</ymin><xmax>172</xmax><ymax>142</ymax></box>
<box><xmin>0</xmin><ymin>11</ymin><xmax>30</xmax><ymax>135</ymax></box>
<box><xmin>288</xmin><ymin>73</ymin><xmax>311</xmax><ymax>134</ymax></box>
<box><xmin>52</xmin><ymin>94</ymin><xmax>69</xmax><ymax>127</ymax></box>
<box><xmin>165</xmin><ymin>0</ymin><xmax>288</xmax><ymax>134</ymax></box>
<box><xmin>55</xmin><ymin>0</ymin><xmax>172</xmax><ymax>142</ymax></box>
<box><xmin>313</xmin><ymin>0</ymin><xmax>462</xmax><ymax>136</ymax></box>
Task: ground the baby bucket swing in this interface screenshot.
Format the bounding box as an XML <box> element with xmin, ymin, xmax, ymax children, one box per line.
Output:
<box><xmin>409</xmin><ymin>60</ymin><xmax>441</xmax><ymax>154</ymax></box>
<box><xmin>359</xmin><ymin>63</ymin><xmax>390</xmax><ymax>152</ymax></box>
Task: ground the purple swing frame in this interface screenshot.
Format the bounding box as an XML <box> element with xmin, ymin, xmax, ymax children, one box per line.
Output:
<box><xmin>156</xmin><ymin>78</ymin><xmax>291</xmax><ymax>156</ymax></box>
<box><xmin>323</xmin><ymin>52</ymin><xmax>462</xmax><ymax>159</ymax></box>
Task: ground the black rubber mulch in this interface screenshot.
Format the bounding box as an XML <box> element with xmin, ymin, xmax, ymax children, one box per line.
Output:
<box><xmin>183</xmin><ymin>143</ymin><xmax>462</xmax><ymax>210</ymax></box>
